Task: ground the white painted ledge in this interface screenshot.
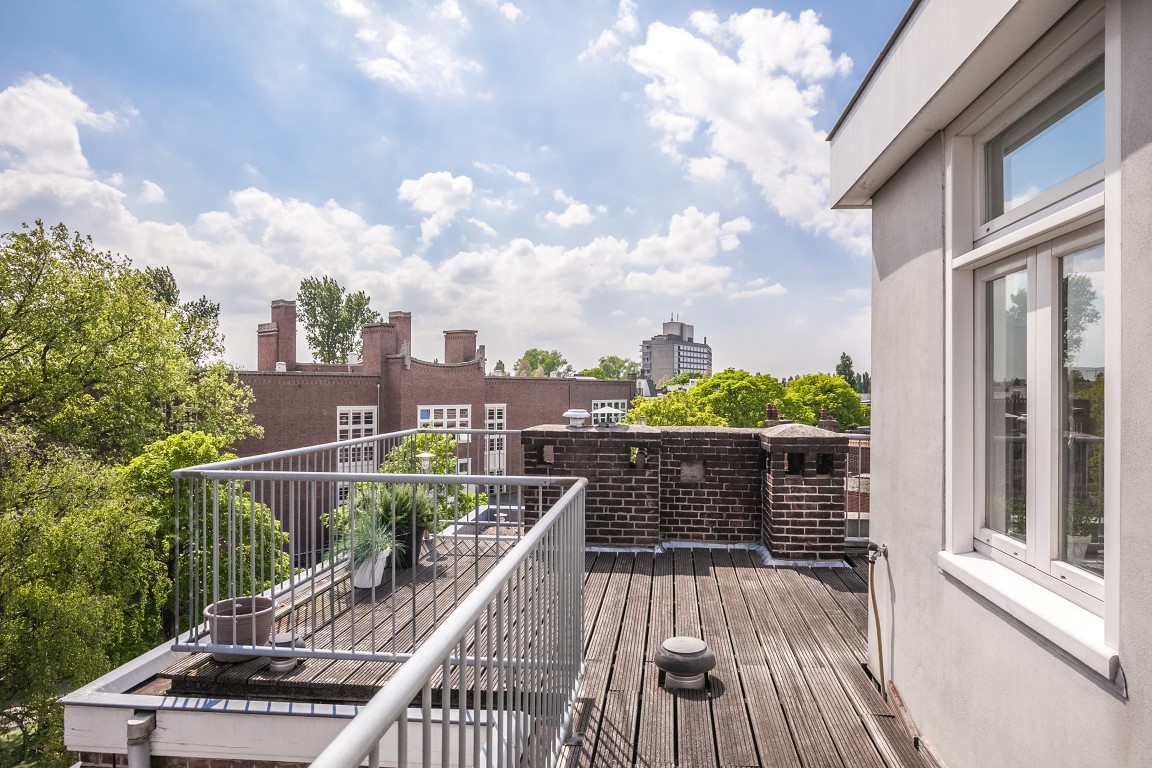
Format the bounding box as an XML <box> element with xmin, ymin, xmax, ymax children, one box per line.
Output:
<box><xmin>938</xmin><ymin>550</ymin><xmax>1118</xmax><ymax>680</ymax></box>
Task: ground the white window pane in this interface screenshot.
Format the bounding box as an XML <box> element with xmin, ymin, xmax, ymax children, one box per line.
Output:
<box><xmin>986</xmin><ymin>59</ymin><xmax>1103</xmax><ymax>220</ymax></box>
<box><xmin>1060</xmin><ymin>245</ymin><xmax>1105</xmax><ymax>576</ymax></box>
<box><xmin>986</xmin><ymin>270</ymin><xmax>1028</xmax><ymax>541</ymax></box>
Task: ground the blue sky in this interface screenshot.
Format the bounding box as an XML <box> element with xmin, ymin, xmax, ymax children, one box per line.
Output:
<box><xmin>0</xmin><ymin>1</ymin><xmax>906</xmax><ymax>377</ymax></box>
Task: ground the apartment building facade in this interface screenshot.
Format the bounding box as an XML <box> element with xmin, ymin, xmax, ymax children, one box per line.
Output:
<box><xmin>237</xmin><ymin>300</ymin><xmax>634</xmax><ymax>476</ymax></box>
<box><xmin>639</xmin><ymin>318</ymin><xmax>713</xmax><ymax>387</ymax></box>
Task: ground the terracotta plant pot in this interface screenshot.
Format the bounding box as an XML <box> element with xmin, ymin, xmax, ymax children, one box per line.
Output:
<box><xmin>203</xmin><ymin>596</ymin><xmax>276</xmax><ymax>662</ymax></box>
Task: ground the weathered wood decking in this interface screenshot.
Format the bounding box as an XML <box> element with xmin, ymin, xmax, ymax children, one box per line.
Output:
<box><xmin>159</xmin><ymin>545</ymin><xmax>939</xmax><ymax>767</ymax></box>
<box><xmin>567</xmin><ymin>549</ymin><xmax>939</xmax><ymax>768</ymax></box>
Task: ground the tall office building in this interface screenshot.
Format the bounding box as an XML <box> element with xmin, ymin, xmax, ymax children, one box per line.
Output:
<box><xmin>640</xmin><ymin>318</ymin><xmax>713</xmax><ymax>387</ymax></box>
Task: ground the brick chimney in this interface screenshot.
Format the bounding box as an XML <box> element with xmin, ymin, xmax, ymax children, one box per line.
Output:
<box><xmin>444</xmin><ymin>330</ymin><xmax>478</xmax><ymax>364</ymax></box>
<box><xmin>388</xmin><ymin>311</ymin><xmax>412</xmax><ymax>355</ymax></box>
<box><xmin>257</xmin><ymin>300</ymin><xmax>297</xmax><ymax>371</ymax></box>
<box><xmin>360</xmin><ymin>322</ymin><xmax>394</xmax><ymax>374</ymax></box>
<box><xmin>817</xmin><ymin>406</ymin><xmax>840</xmax><ymax>432</ymax></box>
<box><xmin>763</xmin><ymin>402</ymin><xmax>788</xmax><ymax>428</ymax></box>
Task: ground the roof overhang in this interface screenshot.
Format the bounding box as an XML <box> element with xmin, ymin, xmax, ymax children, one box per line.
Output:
<box><xmin>829</xmin><ymin>0</ymin><xmax>1080</xmax><ymax>209</ymax></box>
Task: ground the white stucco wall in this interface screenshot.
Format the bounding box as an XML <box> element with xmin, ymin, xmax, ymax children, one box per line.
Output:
<box><xmin>867</xmin><ymin>3</ymin><xmax>1152</xmax><ymax>765</ymax></box>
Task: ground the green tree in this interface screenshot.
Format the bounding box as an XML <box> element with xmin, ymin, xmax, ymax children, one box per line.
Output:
<box><xmin>781</xmin><ymin>374</ymin><xmax>870</xmax><ymax>430</ymax></box>
<box><xmin>622</xmin><ymin>390</ymin><xmax>727</xmax><ymax>427</ymax></box>
<box><xmin>122</xmin><ymin>432</ymin><xmax>289</xmax><ymax>635</ymax></box>
<box><xmin>659</xmin><ymin>371</ymin><xmax>705</xmax><ymax>389</ymax></box>
<box><xmin>513</xmin><ymin>348</ymin><xmax>572</xmax><ymax>378</ymax></box>
<box><xmin>691</xmin><ymin>369</ymin><xmax>785</xmax><ymax>428</ymax></box>
<box><xmin>145</xmin><ymin>265</ymin><xmax>224</xmax><ymax>366</ymax></box>
<box><xmin>378</xmin><ymin>433</ymin><xmax>486</xmax><ymax>524</ymax></box>
<box><xmin>0</xmin><ymin>222</ymin><xmax>192</xmax><ymax>460</ymax></box>
<box><xmin>579</xmin><ymin>355</ymin><xmax>640</xmax><ymax>380</ymax></box>
<box><xmin>0</xmin><ymin>429</ymin><xmax>169</xmax><ymax>766</ymax></box>
<box><xmin>296</xmin><ymin>276</ymin><xmax>382</xmax><ymax>364</ymax></box>
<box><xmin>835</xmin><ymin>352</ymin><xmax>858</xmax><ymax>391</ymax></box>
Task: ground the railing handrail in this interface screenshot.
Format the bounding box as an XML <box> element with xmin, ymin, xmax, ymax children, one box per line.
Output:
<box><xmin>171</xmin><ymin>469</ymin><xmax>558</xmax><ymax>485</ymax></box>
<box><xmin>173</xmin><ymin>427</ymin><xmax>524</xmax><ymax>473</ymax></box>
<box><xmin>309</xmin><ymin>477</ymin><xmax>587</xmax><ymax>768</ymax></box>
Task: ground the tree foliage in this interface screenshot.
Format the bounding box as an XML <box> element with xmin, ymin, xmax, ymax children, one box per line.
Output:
<box><xmin>513</xmin><ymin>348</ymin><xmax>572</xmax><ymax>378</ymax></box>
<box><xmin>691</xmin><ymin>369</ymin><xmax>784</xmax><ymax>428</ymax></box>
<box><xmin>0</xmin><ymin>429</ymin><xmax>169</xmax><ymax>766</ymax></box>
<box><xmin>835</xmin><ymin>352</ymin><xmax>871</xmax><ymax>394</ymax></box>
<box><xmin>379</xmin><ymin>433</ymin><xmax>485</xmax><ymax>525</ymax></box>
<box><xmin>659</xmin><ymin>371</ymin><xmax>705</xmax><ymax>388</ymax></box>
<box><xmin>578</xmin><ymin>355</ymin><xmax>641</xmax><ymax>380</ymax></box>
<box><xmin>145</xmin><ymin>265</ymin><xmax>224</xmax><ymax>365</ymax></box>
<box><xmin>0</xmin><ymin>222</ymin><xmax>266</xmax><ymax>765</ymax></box>
<box><xmin>622</xmin><ymin>390</ymin><xmax>726</xmax><ymax>427</ymax></box>
<box><xmin>297</xmin><ymin>276</ymin><xmax>382</xmax><ymax>364</ymax></box>
<box><xmin>781</xmin><ymin>374</ymin><xmax>870</xmax><ymax>429</ymax></box>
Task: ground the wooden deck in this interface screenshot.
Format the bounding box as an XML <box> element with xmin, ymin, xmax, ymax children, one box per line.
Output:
<box><xmin>162</xmin><ymin>536</ymin><xmax>518</xmax><ymax>703</ymax></box>
<box><xmin>566</xmin><ymin>549</ymin><xmax>940</xmax><ymax>768</ymax></box>
<box><xmin>159</xmin><ymin>545</ymin><xmax>940</xmax><ymax>767</ymax></box>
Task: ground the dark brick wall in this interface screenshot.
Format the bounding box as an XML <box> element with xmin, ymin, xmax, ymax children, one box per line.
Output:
<box><xmin>760</xmin><ymin>429</ymin><xmax>848</xmax><ymax>560</ymax></box>
<box><xmin>657</xmin><ymin>428</ymin><xmax>763</xmax><ymax>543</ymax></box>
<box><xmin>522</xmin><ymin>424</ymin><xmax>848</xmax><ymax>559</ymax></box>
<box><xmin>521</xmin><ymin>425</ymin><xmax>661</xmax><ymax>547</ymax></box>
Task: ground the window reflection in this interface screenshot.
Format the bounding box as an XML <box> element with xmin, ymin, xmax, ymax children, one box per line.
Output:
<box><xmin>986</xmin><ymin>58</ymin><xmax>1104</xmax><ymax>220</ymax></box>
<box><xmin>1060</xmin><ymin>245</ymin><xmax>1105</xmax><ymax>576</ymax></box>
<box><xmin>986</xmin><ymin>271</ymin><xmax>1028</xmax><ymax>541</ymax></box>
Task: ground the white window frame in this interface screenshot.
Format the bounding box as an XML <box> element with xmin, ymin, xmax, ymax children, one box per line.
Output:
<box><xmin>972</xmin><ymin>226</ymin><xmax>1105</xmax><ymax>604</ymax></box>
<box><xmin>591</xmin><ymin>399</ymin><xmax>628</xmax><ymax>426</ymax></box>
<box><xmin>417</xmin><ymin>404</ymin><xmax>472</xmax><ymax>443</ymax></box>
<box><xmin>484</xmin><ymin>403</ymin><xmax>507</xmax><ymax>479</ymax></box>
<box><xmin>337</xmin><ymin>406</ymin><xmax>378</xmax><ymax>499</ymax></box>
<box><xmin>941</xmin><ymin>0</ymin><xmax>1121</xmax><ymax>668</ymax></box>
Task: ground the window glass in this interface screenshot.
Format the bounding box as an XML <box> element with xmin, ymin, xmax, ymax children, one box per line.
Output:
<box><xmin>986</xmin><ymin>59</ymin><xmax>1104</xmax><ymax>220</ymax></box>
<box><xmin>1059</xmin><ymin>245</ymin><xmax>1105</xmax><ymax>576</ymax></box>
<box><xmin>986</xmin><ymin>270</ymin><xmax>1028</xmax><ymax>540</ymax></box>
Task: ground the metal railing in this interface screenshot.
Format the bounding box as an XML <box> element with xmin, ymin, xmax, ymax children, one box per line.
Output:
<box><xmin>170</xmin><ymin>427</ymin><xmax>587</xmax><ymax>766</ymax></box>
<box><xmin>311</xmin><ymin>480</ymin><xmax>586</xmax><ymax>768</ymax></box>
<box><xmin>845</xmin><ymin>433</ymin><xmax>870</xmax><ymax>540</ymax></box>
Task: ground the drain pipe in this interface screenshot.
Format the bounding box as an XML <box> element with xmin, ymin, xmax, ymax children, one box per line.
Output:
<box><xmin>867</xmin><ymin>542</ymin><xmax>888</xmax><ymax>701</ymax></box>
<box><xmin>126</xmin><ymin>711</ymin><xmax>156</xmax><ymax>768</ymax></box>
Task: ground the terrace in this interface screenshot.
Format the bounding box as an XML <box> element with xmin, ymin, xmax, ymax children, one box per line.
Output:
<box><xmin>62</xmin><ymin>424</ymin><xmax>919</xmax><ymax>768</ymax></box>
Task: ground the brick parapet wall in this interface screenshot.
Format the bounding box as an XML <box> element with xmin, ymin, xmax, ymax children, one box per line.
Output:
<box><xmin>656</xmin><ymin>428</ymin><xmax>763</xmax><ymax>543</ymax></box>
<box><xmin>760</xmin><ymin>429</ymin><xmax>848</xmax><ymax>560</ymax></box>
<box><xmin>521</xmin><ymin>425</ymin><xmax>661</xmax><ymax>547</ymax></box>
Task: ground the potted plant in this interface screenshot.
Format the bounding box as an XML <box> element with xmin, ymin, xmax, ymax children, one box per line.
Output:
<box><xmin>1067</xmin><ymin>495</ymin><xmax>1100</xmax><ymax>563</ymax></box>
<box><xmin>203</xmin><ymin>595</ymin><xmax>276</xmax><ymax>662</ymax></box>
<box><xmin>346</xmin><ymin>483</ymin><xmax>436</xmax><ymax>570</ymax></box>
<box><xmin>346</xmin><ymin>513</ymin><xmax>395</xmax><ymax>588</ymax></box>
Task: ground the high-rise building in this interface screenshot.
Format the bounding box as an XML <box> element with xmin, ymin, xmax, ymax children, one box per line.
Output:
<box><xmin>640</xmin><ymin>318</ymin><xmax>712</xmax><ymax>387</ymax></box>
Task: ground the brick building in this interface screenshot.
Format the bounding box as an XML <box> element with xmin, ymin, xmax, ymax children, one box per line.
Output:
<box><xmin>235</xmin><ymin>300</ymin><xmax>635</xmax><ymax>475</ymax></box>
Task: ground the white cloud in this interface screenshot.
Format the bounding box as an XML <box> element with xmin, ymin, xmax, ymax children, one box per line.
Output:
<box><xmin>434</xmin><ymin>0</ymin><xmax>468</xmax><ymax>27</ymax></box>
<box><xmin>543</xmin><ymin>189</ymin><xmax>595</xmax><ymax>228</ymax></box>
<box><xmin>473</xmin><ymin>160</ymin><xmax>533</xmax><ymax>186</ymax></box>
<box><xmin>719</xmin><ymin>216</ymin><xmax>751</xmax><ymax>251</ymax></box>
<box><xmin>580</xmin><ymin>0</ymin><xmax>639</xmax><ymax>61</ymax></box>
<box><xmin>830</xmin><ymin>286</ymin><xmax>869</xmax><ymax>301</ymax></box>
<box><xmin>0</xmin><ymin>75</ymin><xmax>761</xmax><ymax>369</ymax></box>
<box><xmin>139</xmin><ymin>179</ymin><xmax>166</xmax><ymax>204</ymax></box>
<box><xmin>476</xmin><ymin>0</ymin><xmax>522</xmax><ymax>22</ymax></box>
<box><xmin>627</xmin><ymin>10</ymin><xmax>871</xmax><ymax>256</ymax></box>
<box><xmin>687</xmin><ymin>155</ymin><xmax>728</xmax><ymax>183</ymax></box>
<box><xmin>467</xmin><ymin>217</ymin><xmax>496</xmax><ymax>236</ymax></box>
<box><xmin>0</xmin><ymin>74</ymin><xmax>123</xmax><ymax>177</ymax></box>
<box><xmin>729</xmin><ymin>277</ymin><xmax>786</xmax><ymax>299</ymax></box>
<box><xmin>397</xmin><ymin>171</ymin><xmax>474</xmax><ymax>247</ymax></box>
<box><xmin>329</xmin><ymin>1</ymin><xmax>481</xmax><ymax>95</ymax></box>
<box><xmin>106</xmin><ymin>172</ymin><xmax>125</xmax><ymax>188</ymax></box>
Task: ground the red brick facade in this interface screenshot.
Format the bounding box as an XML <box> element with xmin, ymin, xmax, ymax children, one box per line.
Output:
<box><xmin>235</xmin><ymin>302</ymin><xmax>634</xmax><ymax>468</ymax></box>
